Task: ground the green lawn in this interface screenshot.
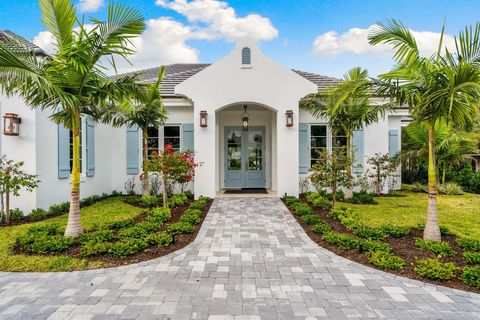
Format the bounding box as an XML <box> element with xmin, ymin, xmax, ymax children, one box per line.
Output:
<box><xmin>0</xmin><ymin>197</ymin><xmax>144</xmax><ymax>272</ymax></box>
<box><xmin>340</xmin><ymin>188</ymin><xmax>480</xmax><ymax>240</ymax></box>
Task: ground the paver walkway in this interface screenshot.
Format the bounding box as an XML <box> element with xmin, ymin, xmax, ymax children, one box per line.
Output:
<box><xmin>1</xmin><ymin>198</ymin><xmax>479</xmax><ymax>320</ymax></box>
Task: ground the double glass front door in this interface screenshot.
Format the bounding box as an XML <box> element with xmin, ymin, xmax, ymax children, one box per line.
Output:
<box><xmin>225</xmin><ymin>126</ymin><xmax>266</xmax><ymax>188</ymax></box>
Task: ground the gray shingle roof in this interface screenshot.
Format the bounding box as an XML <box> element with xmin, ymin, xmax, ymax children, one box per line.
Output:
<box><xmin>0</xmin><ymin>30</ymin><xmax>46</xmax><ymax>56</ymax></box>
<box><xmin>116</xmin><ymin>64</ymin><xmax>339</xmax><ymax>98</ymax></box>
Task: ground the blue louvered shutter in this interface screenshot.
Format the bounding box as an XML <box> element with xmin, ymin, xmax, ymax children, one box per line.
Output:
<box><xmin>389</xmin><ymin>129</ymin><xmax>400</xmax><ymax>158</ymax></box>
<box><xmin>86</xmin><ymin>117</ymin><xmax>95</xmax><ymax>177</ymax></box>
<box><xmin>126</xmin><ymin>125</ymin><xmax>139</xmax><ymax>174</ymax></box>
<box><xmin>352</xmin><ymin>129</ymin><xmax>364</xmax><ymax>173</ymax></box>
<box><xmin>58</xmin><ymin>124</ymin><xmax>70</xmax><ymax>179</ymax></box>
<box><xmin>299</xmin><ymin>123</ymin><xmax>309</xmax><ymax>173</ymax></box>
<box><xmin>182</xmin><ymin>123</ymin><xmax>194</xmax><ymax>151</ymax></box>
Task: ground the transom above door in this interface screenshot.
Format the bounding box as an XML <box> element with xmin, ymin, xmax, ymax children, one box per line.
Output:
<box><xmin>224</xmin><ymin>126</ymin><xmax>266</xmax><ymax>188</ymax></box>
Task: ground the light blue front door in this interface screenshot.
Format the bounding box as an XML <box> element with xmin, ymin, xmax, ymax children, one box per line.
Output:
<box><xmin>225</xmin><ymin>126</ymin><xmax>266</xmax><ymax>188</ymax></box>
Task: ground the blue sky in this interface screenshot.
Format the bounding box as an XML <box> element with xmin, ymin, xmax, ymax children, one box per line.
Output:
<box><xmin>1</xmin><ymin>0</ymin><xmax>479</xmax><ymax>77</ymax></box>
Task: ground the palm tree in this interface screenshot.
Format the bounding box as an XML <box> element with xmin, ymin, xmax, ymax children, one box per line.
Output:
<box><xmin>301</xmin><ymin>67</ymin><xmax>392</xmax><ymax>195</ymax></box>
<box><xmin>369</xmin><ymin>20</ymin><xmax>480</xmax><ymax>240</ymax></box>
<box><xmin>112</xmin><ymin>67</ymin><xmax>168</xmax><ymax>196</ymax></box>
<box><xmin>402</xmin><ymin>121</ymin><xmax>479</xmax><ymax>183</ymax></box>
<box><xmin>0</xmin><ymin>0</ymin><xmax>145</xmax><ymax>237</ymax></box>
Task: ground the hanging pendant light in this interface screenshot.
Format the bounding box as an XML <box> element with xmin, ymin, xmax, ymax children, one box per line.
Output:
<box><xmin>241</xmin><ymin>105</ymin><xmax>250</xmax><ymax>131</ymax></box>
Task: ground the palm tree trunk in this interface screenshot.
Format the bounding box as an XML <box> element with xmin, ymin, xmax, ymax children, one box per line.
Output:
<box><xmin>424</xmin><ymin>122</ymin><xmax>441</xmax><ymax>241</ymax></box>
<box><xmin>142</xmin><ymin>128</ymin><xmax>150</xmax><ymax>196</ymax></box>
<box><xmin>345</xmin><ymin>130</ymin><xmax>353</xmax><ymax>199</ymax></box>
<box><xmin>65</xmin><ymin>118</ymin><xmax>83</xmax><ymax>238</ymax></box>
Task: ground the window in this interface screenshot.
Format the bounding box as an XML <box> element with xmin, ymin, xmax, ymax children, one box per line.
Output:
<box><xmin>332</xmin><ymin>128</ymin><xmax>347</xmax><ymax>155</ymax></box>
<box><xmin>69</xmin><ymin>120</ymin><xmax>82</xmax><ymax>173</ymax></box>
<box><xmin>242</xmin><ymin>47</ymin><xmax>251</xmax><ymax>65</ymax></box>
<box><xmin>164</xmin><ymin>125</ymin><xmax>181</xmax><ymax>152</ymax></box>
<box><xmin>146</xmin><ymin>127</ymin><xmax>159</xmax><ymax>158</ymax></box>
<box><xmin>310</xmin><ymin>125</ymin><xmax>327</xmax><ymax>167</ymax></box>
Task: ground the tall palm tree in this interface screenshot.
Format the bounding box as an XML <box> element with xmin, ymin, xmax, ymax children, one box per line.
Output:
<box><xmin>112</xmin><ymin>67</ymin><xmax>168</xmax><ymax>196</ymax></box>
<box><xmin>369</xmin><ymin>20</ymin><xmax>480</xmax><ymax>240</ymax></box>
<box><xmin>301</xmin><ymin>67</ymin><xmax>392</xmax><ymax>195</ymax></box>
<box><xmin>0</xmin><ymin>0</ymin><xmax>145</xmax><ymax>237</ymax></box>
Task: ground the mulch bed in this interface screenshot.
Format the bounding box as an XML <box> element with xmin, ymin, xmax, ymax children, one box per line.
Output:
<box><xmin>13</xmin><ymin>199</ymin><xmax>213</xmax><ymax>268</ymax></box>
<box><xmin>283</xmin><ymin>196</ymin><xmax>479</xmax><ymax>293</ymax></box>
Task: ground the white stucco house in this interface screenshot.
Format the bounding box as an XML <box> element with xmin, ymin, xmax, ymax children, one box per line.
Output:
<box><xmin>0</xmin><ymin>31</ymin><xmax>409</xmax><ymax>213</ymax></box>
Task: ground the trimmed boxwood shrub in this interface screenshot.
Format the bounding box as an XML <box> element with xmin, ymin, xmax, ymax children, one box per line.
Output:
<box><xmin>302</xmin><ymin>214</ymin><xmax>321</xmax><ymax>225</ymax></box>
<box><xmin>29</xmin><ymin>208</ymin><xmax>47</xmax><ymax>221</ymax></box>
<box><xmin>291</xmin><ymin>202</ymin><xmax>313</xmax><ymax>216</ymax></box>
<box><xmin>359</xmin><ymin>239</ymin><xmax>391</xmax><ymax>253</ymax></box>
<box><xmin>2</xmin><ymin>208</ymin><xmax>24</xmax><ymax>222</ymax></box>
<box><xmin>188</xmin><ymin>200</ymin><xmax>206</xmax><ymax>210</ymax></box>
<box><xmin>105</xmin><ymin>219</ymin><xmax>134</xmax><ymax>229</ymax></box>
<box><xmin>311</xmin><ymin>221</ymin><xmax>331</xmax><ymax>235</ymax></box>
<box><xmin>48</xmin><ymin>202</ymin><xmax>70</xmax><ymax>216</ymax></box>
<box><xmin>146</xmin><ymin>232</ymin><xmax>173</xmax><ymax>246</ymax></box>
<box><xmin>140</xmin><ymin>195</ymin><xmax>159</xmax><ymax>208</ymax></box>
<box><xmin>80</xmin><ymin>241</ymin><xmax>112</xmax><ymax>257</ymax></box>
<box><xmin>322</xmin><ymin>232</ymin><xmax>361</xmax><ymax>250</ymax></box>
<box><xmin>463</xmin><ymin>252</ymin><xmax>480</xmax><ymax>265</ymax></box>
<box><xmin>380</xmin><ymin>225</ymin><xmax>410</xmax><ymax>238</ymax></box>
<box><xmin>368</xmin><ymin>251</ymin><xmax>405</xmax><ymax>270</ymax></box>
<box><xmin>414</xmin><ymin>238</ymin><xmax>454</xmax><ymax>257</ymax></box>
<box><xmin>169</xmin><ymin>193</ymin><xmax>188</xmax><ymax>208</ymax></box>
<box><xmin>457</xmin><ymin>238</ymin><xmax>480</xmax><ymax>251</ymax></box>
<box><xmin>352</xmin><ymin>225</ymin><xmax>387</xmax><ymax>241</ymax></box>
<box><xmin>168</xmin><ymin>222</ymin><xmax>195</xmax><ymax>234</ymax></box>
<box><xmin>311</xmin><ymin>196</ymin><xmax>332</xmax><ymax>210</ymax></box>
<box><xmin>119</xmin><ymin>221</ymin><xmax>159</xmax><ymax>239</ymax></box>
<box><xmin>108</xmin><ymin>238</ymin><xmax>148</xmax><ymax>258</ymax></box>
<box><xmin>18</xmin><ymin>225</ymin><xmax>74</xmax><ymax>254</ymax></box>
<box><xmin>462</xmin><ymin>266</ymin><xmax>480</xmax><ymax>289</ymax></box>
<box><xmin>179</xmin><ymin>210</ymin><xmax>202</xmax><ymax>225</ymax></box>
<box><xmin>414</xmin><ymin>258</ymin><xmax>458</xmax><ymax>280</ymax></box>
<box><xmin>79</xmin><ymin>230</ymin><xmax>114</xmax><ymax>244</ymax></box>
<box><xmin>344</xmin><ymin>191</ymin><xmax>377</xmax><ymax>204</ymax></box>
<box><xmin>327</xmin><ymin>207</ymin><xmax>352</xmax><ymax>220</ymax></box>
<box><xmin>282</xmin><ymin>195</ymin><xmax>300</xmax><ymax>206</ymax></box>
<box><xmin>148</xmin><ymin>207</ymin><xmax>172</xmax><ymax>224</ymax></box>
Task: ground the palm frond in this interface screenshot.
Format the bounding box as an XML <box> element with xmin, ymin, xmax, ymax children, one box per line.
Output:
<box><xmin>39</xmin><ymin>0</ymin><xmax>76</xmax><ymax>50</ymax></box>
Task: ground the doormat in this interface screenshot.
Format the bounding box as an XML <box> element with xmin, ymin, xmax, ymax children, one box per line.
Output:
<box><xmin>224</xmin><ymin>188</ymin><xmax>268</xmax><ymax>194</ymax></box>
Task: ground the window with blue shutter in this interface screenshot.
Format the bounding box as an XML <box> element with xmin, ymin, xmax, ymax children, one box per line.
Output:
<box><xmin>58</xmin><ymin>124</ymin><xmax>70</xmax><ymax>179</ymax></box>
<box><xmin>182</xmin><ymin>123</ymin><xmax>194</xmax><ymax>151</ymax></box>
<box><xmin>389</xmin><ymin>129</ymin><xmax>400</xmax><ymax>158</ymax></box>
<box><xmin>126</xmin><ymin>125</ymin><xmax>139</xmax><ymax>174</ymax></box>
<box><xmin>299</xmin><ymin>123</ymin><xmax>309</xmax><ymax>173</ymax></box>
<box><xmin>241</xmin><ymin>47</ymin><xmax>251</xmax><ymax>65</ymax></box>
<box><xmin>86</xmin><ymin>117</ymin><xmax>95</xmax><ymax>177</ymax></box>
<box><xmin>352</xmin><ymin>129</ymin><xmax>364</xmax><ymax>173</ymax></box>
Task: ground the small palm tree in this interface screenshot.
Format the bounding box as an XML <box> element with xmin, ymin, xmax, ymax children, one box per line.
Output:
<box><xmin>369</xmin><ymin>20</ymin><xmax>480</xmax><ymax>240</ymax></box>
<box><xmin>301</xmin><ymin>67</ymin><xmax>392</xmax><ymax>195</ymax></box>
<box><xmin>112</xmin><ymin>67</ymin><xmax>168</xmax><ymax>196</ymax></box>
<box><xmin>0</xmin><ymin>0</ymin><xmax>145</xmax><ymax>237</ymax></box>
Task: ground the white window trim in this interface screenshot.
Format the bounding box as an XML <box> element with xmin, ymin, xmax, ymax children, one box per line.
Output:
<box><xmin>308</xmin><ymin>123</ymin><xmax>333</xmax><ymax>168</ymax></box>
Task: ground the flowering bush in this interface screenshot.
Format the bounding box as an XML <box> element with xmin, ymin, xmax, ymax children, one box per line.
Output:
<box><xmin>147</xmin><ymin>144</ymin><xmax>200</xmax><ymax>208</ymax></box>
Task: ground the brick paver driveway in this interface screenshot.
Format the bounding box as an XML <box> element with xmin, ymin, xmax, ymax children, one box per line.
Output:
<box><xmin>1</xmin><ymin>198</ymin><xmax>479</xmax><ymax>320</ymax></box>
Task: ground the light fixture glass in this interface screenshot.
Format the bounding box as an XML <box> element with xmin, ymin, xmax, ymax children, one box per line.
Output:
<box><xmin>3</xmin><ymin>113</ymin><xmax>21</xmax><ymax>136</ymax></box>
<box><xmin>200</xmin><ymin>110</ymin><xmax>208</xmax><ymax>127</ymax></box>
<box><xmin>241</xmin><ymin>105</ymin><xmax>250</xmax><ymax>131</ymax></box>
<box><xmin>286</xmin><ymin>110</ymin><xmax>294</xmax><ymax>127</ymax></box>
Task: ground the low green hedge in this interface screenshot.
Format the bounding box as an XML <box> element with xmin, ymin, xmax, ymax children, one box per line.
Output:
<box><xmin>457</xmin><ymin>238</ymin><xmax>480</xmax><ymax>251</ymax></box>
<box><xmin>148</xmin><ymin>207</ymin><xmax>172</xmax><ymax>224</ymax></box>
<box><xmin>291</xmin><ymin>202</ymin><xmax>313</xmax><ymax>216</ymax></box>
<box><xmin>368</xmin><ymin>251</ymin><xmax>405</xmax><ymax>270</ymax></box>
<box><xmin>463</xmin><ymin>252</ymin><xmax>480</xmax><ymax>265</ymax></box>
<box><xmin>414</xmin><ymin>238</ymin><xmax>454</xmax><ymax>257</ymax></box>
<box><xmin>462</xmin><ymin>266</ymin><xmax>480</xmax><ymax>289</ymax></box>
<box><xmin>311</xmin><ymin>221</ymin><xmax>331</xmax><ymax>235</ymax></box>
<box><xmin>167</xmin><ymin>222</ymin><xmax>195</xmax><ymax>234</ymax></box>
<box><xmin>302</xmin><ymin>214</ymin><xmax>321</xmax><ymax>225</ymax></box>
<box><xmin>414</xmin><ymin>258</ymin><xmax>458</xmax><ymax>280</ymax></box>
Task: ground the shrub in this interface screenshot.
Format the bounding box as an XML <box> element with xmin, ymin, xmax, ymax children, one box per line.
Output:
<box><xmin>291</xmin><ymin>202</ymin><xmax>313</xmax><ymax>216</ymax></box>
<box><xmin>359</xmin><ymin>239</ymin><xmax>391</xmax><ymax>253</ymax></box>
<box><xmin>311</xmin><ymin>221</ymin><xmax>331</xmax><ymax>235</ymax></box>
<box><xmin>148</xmin><ymin>207</ymin><xmax>172</xmax><ymax>224</ymax></box>
<box><xmin>48</xmin><ymin>202</ymin><xmax>69</xmax><ymax>216</ymax></box>
<box><xmin>463</xmin><ymin>252</ymin><xmax>480</xmax><ymax>265</ymax></box>
<box><xmin>311</xmin><ymin>196</ymin><xmax>332</xmax><ymax>210</ymax></box>
<box><xmin>80</xmin><ymin>195</ymin><xmax>101</xmax><ymax>207</ymax></box>
<box><xmin>417</xmin><ymin>223</ymin><xmax>452</xmax><ymax>236</ymax></box>
<box><xmin>106</xmin><ymin>219</ymin><xmax>134</xmax><ymax>229</ymax></box>
<box><xmin>380</xmin><ymin>225</ymin><xmax>410</xmax><ymax>238</ymax></box>
<box><xmin>184</xmin><ymin>190</ymin><xmax>194</xmax><ymax>199</ymax></box>
<box><xmin>450</xmin><ymin>167</ymin><xmax>480</xmax><ymax>194</ymax></box>
<box><xmin>324</xmin><ymin>190</ymin><xmax>345</xmax><ymax>202</ymax></box>
<box><xmin>414</xmin><ymin>258</ymin><xmax>458</xmax><ymax>280</ymax></box>
<box><xmin>344</xmin><ymin>191</ymin><xmax>377</xmax><ymax>204</ymax></box>
<box><xmin>462</xmin><ymin>266</ymin><xmax>480</xmax><ymax>289</ymax></box>
<box><xmin>179</xmin><ymin>210</ymin><xmax>202</xmax><ymax>225</ymax></box>
<box><xmin>322</xmin><ymin>232</ymin><xmax>361</xmax><ymax>250</ymax></box>
<box><xmin>79</xmin><ymin>230</ymin><xmax>114</xmax><ymax>244</ymax></box>
<box><xmin>119</xmin><ymin>221</ymin><xmax>159</xmax><ymax>239</ymax></box>
<box><xmin>108</xmin><ymin>238</ymin><xmax>148</xmax><ymax>258</ymax></box>
<box><xmin>124</xmin><ymin>196</ymin><xmax>142</xmax><ymax>206</ymax></box>
<box><xmin>437</xmin><ymin>182</ymin><xmax>464</xmax><ymax>195</ymax></box>
<box><xmin>411</xmin><ymin>183</ymin><xmax>428</xmax><ymax>193</ymax></box>
<box><xmin>29</xmin><ymin>208</ymin><xmax>47</xmax><ymax>221</ymax></box>
<box><xmin>305</xmin><ymin>192</ymin><xmax>320</xmax><ymax>203</ymax></box>
<box><xmin>368</xmin><ymin>251</ymin><xmax>405</xmax><ymax>270</ymax></box>
<box><xmin>352</xmin><ymin>225</ymin><xmax>387</xmax><ymax>241</ymax></box>
<box><xmin>189</xmin><ymin>200</ymin><xmax>206</xmax><ymax>210</ymax></box>
<box><xmin>18</xmin><ymin>226</ymin><xmax>74</xmax><ymax>254</ymax></box>
<box><xmin>9</xmin><ymin>208</ymin><xmax>24</xmax><ymax>221</ymax></box>
<box><xmin>302</xmin><ymin>214</ymin><xmax>321</xmax><ymax>225</ymax></box>
<box><xmin>140</xmin><ymin>195</ymin><xmax>159</xmax><ymax>208</ymax></box>
<box><xmin>415</xmin><ymin>238</ymin><xmax>454</xmax><ymax>257</ymax></box>
<box><xmin>282</xmin><ymin>195</ymin><xmax>300</xmax><ymax>206</ymax></box>
<box><xmin>457</xmin><ymin>238</ymin><xmax>480</xmax><ymax>251</ymax></box>
<box><xmin>328</xmin><ymin>207</ymin><xmax>350</xmax><ymax>220</ymax></box>
<box><xmin>80</xmin><ymin>241</ymin><xmax>112</xmax><ymax>256</ymax></box>
<box><xmin>167</xmin><ymin>222</ymin><xmax>195</xmax><ymax>234</ymax></box>
<box><xmin>169</xmin><ymin>193</ymin><xmax>188</xmax><ymax>208</ymax></box>
<box><xmin>146</xmin><ymin>232</ymin><xmax>173</xmax><ymax>246</ymax></box>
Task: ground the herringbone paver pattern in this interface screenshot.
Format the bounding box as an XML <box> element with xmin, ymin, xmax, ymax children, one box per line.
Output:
<box><xmin>0</xmin><ymin>198</ymin><xmax>479</xmax><ymax>319</ymax></box>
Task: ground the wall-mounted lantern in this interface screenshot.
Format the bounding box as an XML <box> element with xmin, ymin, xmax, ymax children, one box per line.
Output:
<box><xmin>241</xmin><ymin>105</ymin><xmax>250</xmax><ymax>131</ymax></box>
<box><xmin>3</xmin><ymin>113</ymin><xmax>21</xmax><ymax>136</ymax></box>
<box><xmin>285</xmin><ymin>110</ymin><xmax>294</xmax><ymax>127</ymax></box>
<box><xmin>200</xmin><ymin>110</ymin><xmax>208</xmax><ymax>128</ymax></box>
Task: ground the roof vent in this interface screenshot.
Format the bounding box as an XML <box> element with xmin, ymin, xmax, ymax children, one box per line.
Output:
<box><xmin>241</xmin><ymin>47</ymin><xmax>251</xmax><ymax>65</ymax></box>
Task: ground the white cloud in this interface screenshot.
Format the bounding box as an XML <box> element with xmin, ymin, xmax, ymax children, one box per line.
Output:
<box><xmin>312</xmin><ymin>25</ymin><xmax>455</xmax><ymax>58</ymax></box>
<box><xmin>156</xmin><ymin>0</ymin><xmax>278</xmax><ymax>41</ymax></box>
<box><xmin>78</xmin><ymin>0</ymin><xmax>104</xmax><ymax>13</ymax></box>
<box><xmin>32</xmin><ymin>31</ymin><xmax>56</xmax><ymax>54</ymax></box>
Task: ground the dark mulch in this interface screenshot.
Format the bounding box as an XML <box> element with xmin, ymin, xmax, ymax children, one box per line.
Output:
<box><xmin>284</xmin><ymin>198</ymin><xmax>479</xmax><ymax>294</ymax></box>
<box><xmin>13</xmin><ymin>199</ymin><xmax>213</xmax><ymax>268</ymax></box>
